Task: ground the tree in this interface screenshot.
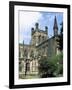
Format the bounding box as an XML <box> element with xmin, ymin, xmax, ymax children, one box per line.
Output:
<box><xmin>38</xmin><ymin>56</ymin><xmax>52</xmax><ymax>78</ymax></box>
<box><xmin>60</xmin><ymin>22</ymin><xmax>63</xmax><ymax>35</ymax></box>
<box><xmin>56</xmin><ymin>35</ymin><xmax>63</xmax><ymax>51</ymax></box>
<box><xmin>38</xmin><ymin>56</ymin><xmax>56</xmax><ymax>78</ymax></box>
<box><xmin>56</xmin><ymin>22</ymin><xmax>63</xmax><ymax>51</ymax></box>
<box><xmin>38</xmin><ymin>53</ymin><xmax>63</xmax><ymax>78</ymax></box>
<box><xmin>49</xmin><ymin>53</ymin><xmax>63</xmax><ymax>77</ymax></box>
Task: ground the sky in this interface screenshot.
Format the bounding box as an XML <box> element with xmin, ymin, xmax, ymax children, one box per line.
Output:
<box><xmin>19</xmin><ymin>11</ymin><xmax>63</xmax><ymax>44</ymax></box>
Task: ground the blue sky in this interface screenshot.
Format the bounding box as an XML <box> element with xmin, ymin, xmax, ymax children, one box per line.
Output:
<box><xmin>19</xmin><ymin>11</ymin><xmax>63</xmax><ymax>44</ymax></box>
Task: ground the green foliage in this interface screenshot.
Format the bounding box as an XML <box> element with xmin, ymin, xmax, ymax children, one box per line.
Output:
<box><xmin>58</xmin><ymin>22</ymin><xmax>63</xmax><ymax>50</ymax></box>
<box><xmin>49</xmin><ymin>53</ymin><xmax>63</xmax><ymax>76</ymax></box>
<box><xmin>38</xmin><ymin>56</ymin><xmax>51</xmax><ymax>78</ymax></box>
<box><xmin>38</xmin><ymin>52</ymin><xmax>63</xmax><ymax>78</ymax></box>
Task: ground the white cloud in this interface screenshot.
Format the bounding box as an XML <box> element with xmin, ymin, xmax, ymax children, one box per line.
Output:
<box><xmin>19</xmin><ymin>11</ymin><xmax>42</xmax><ymax>29</ymax></box>
<box><xmin>19</xmin><ymin>11</ymin><xmax>63</xmax><ymax>44</ymax></box>
<box><xmin>19</xmin><ymin>11</ymin><xmax>43</xmax><ymax>44</ymax></box>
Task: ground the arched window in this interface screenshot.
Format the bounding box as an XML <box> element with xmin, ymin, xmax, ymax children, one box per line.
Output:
<box><xmin>26</xmin><ymin>62</ymin><xmax>30</xmax><ymax>71</ymax></box>
<box><xmin>19</xmin><ymin>51</ymin><xmax>21</xmax><ymax>57</ymax></box>
<box><xmin>38</xmin><ymin>35</ymin><xmax>41</xmax><ymax>43</ymax></box>
<box><xmin>30</xmin><ymin>50</ymin><xmax>34</xmax><ymax>58</ymax></box>
<box><xmin>42</xmin><ymin>36</ymin><xmax>44</xmax><ymax>41</ymax></box>
<box><xmin>24</xmin><ymin>49</ymin><xmax>28</xmax><ymax>57</ymax></box>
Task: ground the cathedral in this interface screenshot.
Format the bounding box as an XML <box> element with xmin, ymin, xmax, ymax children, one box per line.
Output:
<box><xmin>19</xmin><ymin>16</ymin><xmax>61</xmax><ymax>78</ymax></box>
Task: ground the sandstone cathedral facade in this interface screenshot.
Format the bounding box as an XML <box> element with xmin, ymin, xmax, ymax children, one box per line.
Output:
<box><xmin>19</xmin><ymin>16</ymin><xmax>61</xmax><ymax>78</ymax></box>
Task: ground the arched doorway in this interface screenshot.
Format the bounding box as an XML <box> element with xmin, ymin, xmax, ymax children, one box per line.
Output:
<box><xmin>25</xmin><ymin>59</ymin><xmax>30</xmax><ymax>75</ymax></box>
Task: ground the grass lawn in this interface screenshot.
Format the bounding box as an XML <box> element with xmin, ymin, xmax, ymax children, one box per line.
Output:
<box><xmin>19</xmin><ymin>74</ymin><xmax>39</xmax><ymax>79</ymax></box>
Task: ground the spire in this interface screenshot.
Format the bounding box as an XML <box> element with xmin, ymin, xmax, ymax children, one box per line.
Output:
<box><xmin>23</xmin><ymin>40</ymin><xmax>24</xmax><ymax>58</ymax></box>
<box><xmin>23</xmin><ymin>40</ymin><xmax>24</xmax><ymax>50</ymax></box>
<box><xmin>35</xmin><ymin>23</ymin><xmax>39</xmax><ymax>30</ymax></box>
<box><xmin>45</xmin><ymin>26</ymin><xmax>48</xmax><ymax>35</ymax></box>
<box><xmin>53</xmin><ymin>16</ymin><xmax>58</xmax><ymax>30</ymax></box>
<box><xmin>23</xmin><ymin>40</ymin><xmax>24</xmax><ymax>45</ymax></box>
<box><xmin>31</xmin><ymin>27</ymin><xmax>34</xmax><ymax>35</ymax></box>
<box><xmin>53</xmin><ymin>16</ymin><xmax>58</xmax><ymax>36</ymax></box>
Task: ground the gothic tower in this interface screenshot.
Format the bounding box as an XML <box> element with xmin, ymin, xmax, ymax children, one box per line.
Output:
<box><xmin>53</xmin><ymin>16</ymin><xmax>58</xmax><ymax>36</ymax></box>
<box><xmin>31</xmin><ymin>23</ymin><xmax>48</xmax><ymax>46</ymax></box>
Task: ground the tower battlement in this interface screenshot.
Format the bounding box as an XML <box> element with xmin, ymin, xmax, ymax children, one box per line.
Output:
<box><xmin>31</xmin><ymin>22</ymin><xmax>48</xmax><ymax>36</ymax></box>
